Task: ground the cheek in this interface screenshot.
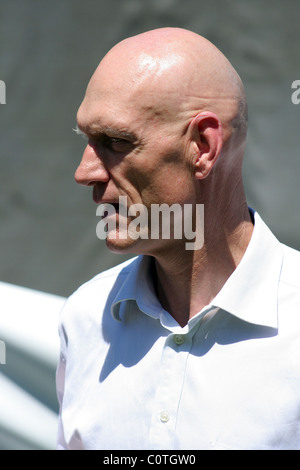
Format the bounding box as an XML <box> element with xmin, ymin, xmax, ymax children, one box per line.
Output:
<box><xmin>140</xmin><ymin>165</ymin><xmax>194</xmax><ymax>206</ymax></box>
<box><xmin>118</xmin><ymin>141</ymin><xmax>194</xmax><ymax>204</ymax></box>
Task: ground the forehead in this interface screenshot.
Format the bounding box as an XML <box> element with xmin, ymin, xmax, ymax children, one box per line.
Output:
<box><xmin>77</xmin><ymin>54</ymin><xmax>188</xmax><ymax>136</ymax></box>
<box><xmin>78</xmin><ymin>83</ymin><xmax>152</xmax><ymax>137</ymax></box>
<box><xmin>77</xmin><ymin>101</ymin><xmax>136</xmax><ymax>137</ymax></box>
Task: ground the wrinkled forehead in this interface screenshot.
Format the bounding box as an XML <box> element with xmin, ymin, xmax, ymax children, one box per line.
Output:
<box><xmin>78</xmin><ymin>49</ymin><xmax>192</xmax><ymax>129</ymax></box>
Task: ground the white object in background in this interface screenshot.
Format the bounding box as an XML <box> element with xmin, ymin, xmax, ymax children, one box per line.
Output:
<box><xmin>0</xmin><ymin>281</ymin><xmax>66</xmax><ymax>450</ymax></box>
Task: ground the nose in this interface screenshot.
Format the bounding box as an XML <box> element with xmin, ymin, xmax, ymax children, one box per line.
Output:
<box><xmin>74</xmin><ymin>144</ymin><xmax>110</xmax><ymax>186</ymax></box>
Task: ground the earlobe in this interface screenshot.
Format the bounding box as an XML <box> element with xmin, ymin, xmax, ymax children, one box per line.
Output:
<box><xmin>191</xmin><ymin>112</ymin><xmax>223</xmax><ymax>179</ymax></box>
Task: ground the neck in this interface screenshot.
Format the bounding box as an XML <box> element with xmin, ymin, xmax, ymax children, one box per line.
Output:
<box><xmin>152</xmin><ymin>192</ymin><xmax>253</xmax><ymax>327</ymax></box>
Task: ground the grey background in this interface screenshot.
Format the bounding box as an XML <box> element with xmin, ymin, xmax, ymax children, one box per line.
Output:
<box><xmin>0</xmin><ymin>0</ymin><xmax>299</xmax><ymax>299</ymax></box>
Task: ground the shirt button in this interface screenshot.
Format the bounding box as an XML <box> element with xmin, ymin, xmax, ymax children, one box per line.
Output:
<box><xmin>174</xmin><ymin>334</ymin><xmax>185</xmax><ymax>345</ymax></box>
<box><xmin>160</xmin><ymin>410</ymin><xmax>170</xmax><ymax>423</ymax></box>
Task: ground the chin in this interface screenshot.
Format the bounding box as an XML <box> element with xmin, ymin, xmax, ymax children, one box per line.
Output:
<box><xmin>105</xmin><ymin>232</ymin><xmax>176</xmax><ymax>258</ymax></box>
<box><xmin>105</xmin><ymin>232</ymin><xmax>143</xmax><ymax>255</ymax></box>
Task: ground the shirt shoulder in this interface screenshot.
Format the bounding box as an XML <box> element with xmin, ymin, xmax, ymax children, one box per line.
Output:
<box><xmin>77</xmin><ymin>256</ymin><xmax>138</xmax><ymax>293</ymax></box>
<box><xmin>59</xmin><ymin>256</ymin><xmax>139</xmax><ymax>326</ymax></box>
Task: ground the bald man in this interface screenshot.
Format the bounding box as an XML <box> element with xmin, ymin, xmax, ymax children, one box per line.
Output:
<box><xmin>56</xmin><ymin>28</ymin><xmax>300</xmax><ymax>450</ymax></box>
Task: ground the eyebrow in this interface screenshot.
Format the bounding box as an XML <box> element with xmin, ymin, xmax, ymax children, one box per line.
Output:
<box><xmin>74</xmin><ymin>123</ymin><xmax>137</xmax><ymax>142</ymax></box>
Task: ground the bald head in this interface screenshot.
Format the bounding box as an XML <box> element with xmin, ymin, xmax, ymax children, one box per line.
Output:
<box><xmin>86</xmin><ymin>28</ymin><xmax>247</xmax><ymax>146</ymax></box>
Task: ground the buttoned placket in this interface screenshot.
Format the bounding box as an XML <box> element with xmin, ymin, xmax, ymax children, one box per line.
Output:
<box><xmin>147</xmin><ymin>324</ymin><xmax>199</xmax><ymax>449</ymax></box>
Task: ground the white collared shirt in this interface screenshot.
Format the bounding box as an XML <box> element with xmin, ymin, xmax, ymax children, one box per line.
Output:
<box><xmin>56</xmin><ymin>211</ymin><xmax>300</xmax><ymax>450</ymax></box>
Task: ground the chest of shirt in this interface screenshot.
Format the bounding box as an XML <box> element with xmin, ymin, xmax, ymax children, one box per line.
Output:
<box><xmin>62</xmin><ymin>308</ymin><xmax>300</xmax><ymax>450</ymax></box>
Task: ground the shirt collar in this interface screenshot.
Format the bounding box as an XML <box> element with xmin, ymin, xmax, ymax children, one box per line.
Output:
<box><xmin>111</xmin><ymin>210</ymin><xmax>283</xmax><ymax>329</ymax></box>
<box><xmin>212</xmin><ymin>210</ymin><xmax>283</xmax><ymax>329</ymax></box>
<box><xmin>111</xmin><ymin>256</ymin><xmax>162</xmax><ymax>322</ymax></box>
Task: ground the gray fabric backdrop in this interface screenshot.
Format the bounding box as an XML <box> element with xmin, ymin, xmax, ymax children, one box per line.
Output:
<box><xmin>1</xmin><ymin>0</ymin><xmax>299</xmax><ymax>298</ymax></box>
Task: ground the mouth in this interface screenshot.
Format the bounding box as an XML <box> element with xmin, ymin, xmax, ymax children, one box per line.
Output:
<box><xmin>100</xmin><ymin>202</ymin><xmax>120</xmax><ymax>219</ymax></box>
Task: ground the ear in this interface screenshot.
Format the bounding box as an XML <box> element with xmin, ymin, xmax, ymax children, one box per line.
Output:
<box><xmin>190</xmin><ymin>111</ymin><xmax>223</xmax><ymax>179</ymax></box>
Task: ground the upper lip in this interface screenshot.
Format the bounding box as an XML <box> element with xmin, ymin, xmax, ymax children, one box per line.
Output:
<box><xmin>92</xmin><ymin>187</ymin><xmax>118</xmax><ymax>205</ymax></box>
<box><xmin>92</xmin><ymin>187</ymin><xmax>123</xmax><ymax>208</ymax></box>
<box><xmin>93</xmin><ymin>191</ymin><xmax>120</xmax><ymax>207</ymax></box>
<box><xmin>92</xmin><ymin>186</ymin><xmax>102</xmax><ymax>204</ymax></box>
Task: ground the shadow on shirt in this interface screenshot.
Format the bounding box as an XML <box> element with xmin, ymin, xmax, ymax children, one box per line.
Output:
<box><xmin>98</xmin><ymin>269</ymin><xmax>277</xmax><ymax>383</ymax></box>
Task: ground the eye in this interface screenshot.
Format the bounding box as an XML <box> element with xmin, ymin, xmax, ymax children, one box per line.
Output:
<box><xmin>102</xmin><ymin>135</ymin><xmax>133</xmax><ymax>153</ymax></box>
